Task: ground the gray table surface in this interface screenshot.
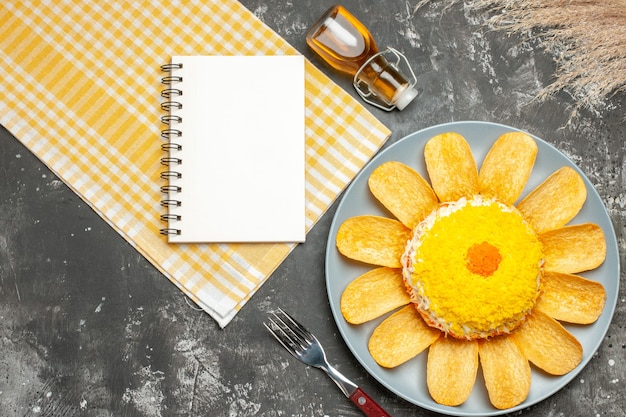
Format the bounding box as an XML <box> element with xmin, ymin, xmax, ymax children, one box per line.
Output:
<box><xmin>1</xmin><ymin>1</ymin><xmax>624</xmax><ymax>416</ymax></box>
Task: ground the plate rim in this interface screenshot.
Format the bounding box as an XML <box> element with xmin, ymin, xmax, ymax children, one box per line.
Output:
<box><xmin>324</xmin><ymin>120</ymin><xmax>620</xmax><ymax>416</ymax></box>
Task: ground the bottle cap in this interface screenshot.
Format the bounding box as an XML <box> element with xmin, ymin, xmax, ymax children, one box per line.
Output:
<box><xmin>353</xmin><ymin>48</ymin><xmax>418</xmax><ymax>111</ymax></box>
<box><xmin>394</xmin><ymin>86</ymin><xmax>418</xmax><ymax>111</ymax></box>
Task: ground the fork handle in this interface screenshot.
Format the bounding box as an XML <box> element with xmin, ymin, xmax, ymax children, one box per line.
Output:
<box><xmin>349</xmin><ymin>387</ymin><xmax>392</xmax><ymax>417</ymax></box>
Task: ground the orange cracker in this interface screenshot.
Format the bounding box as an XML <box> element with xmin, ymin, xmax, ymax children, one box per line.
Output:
<box><xmin>479</xmin><ymin>336</ymin><xmax>531</xmax><ymax>410</ymax></box>
<box><xmin>517</xmin><ymin>166</ymin><xmax>586</xmax><ymax>234</ymax></box>
<box><xmin>424</xmin><ymin>132</ymin><xmax>479</xmax><ymax>202</ymax></box>
<box><xmin>369</xmin><ymin>305</ymin><xmax>440</xmax><ymax>368</ymax></box>
<box><xmin>511</xmin><ymin>310</ymin><xmax>583</xmax><ymax>375</ymax></box>
<box><xmin>427</xmin><ymin>337</ymin><xmax>479</xmax><ymax>406</ymax></box>
<box><xmin>478</xmin><ymin>132</ymin><xmax>538</xmax><ymax>204</ymax></box>
<box><xmin>336</xmin><ymin>215</ymin><xmax>412</xmax><ymax>268</ymax></box>
<box><xmin>540</xmin><ymin>223</ymin><xmax>606</xmax><ymax>273</ymax></box>
<box><xmin>535</xmin><ymin>270</ymin><xmax>606</xmax><ymax>324</ymax></box>
<box><xmin>368</xmin><ymin>161</ymin><xmax>438</xmax><ymax>229</ymax></box>
<box><xmin>341</xmin><ymin>267</ymin><xmax>410</xmax><ymax>324</ymax></box>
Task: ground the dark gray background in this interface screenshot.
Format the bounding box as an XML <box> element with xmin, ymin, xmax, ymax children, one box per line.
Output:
<box><xmin>1</xmin><ymin>1</ymin><xmax>624</xmax><ymax>416</ymax></box>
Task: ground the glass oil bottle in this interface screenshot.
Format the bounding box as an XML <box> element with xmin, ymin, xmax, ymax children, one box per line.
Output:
<box><xmin>306</xmin><ymin>5</ymin><xmax>418</xmax><ymax>111</ymax></box>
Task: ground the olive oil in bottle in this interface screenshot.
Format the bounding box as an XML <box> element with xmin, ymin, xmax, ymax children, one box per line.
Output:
<box><xmin>306</xmin><ymin>5</ymin><xmax>418</xmax><ymax>111</ymax></box>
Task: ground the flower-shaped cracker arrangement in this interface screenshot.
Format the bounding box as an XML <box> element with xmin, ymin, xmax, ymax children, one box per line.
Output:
<box><xmin>336</xmin><ymin>132</ymin><xmax>607</xmax><ymax>410</ymax></box>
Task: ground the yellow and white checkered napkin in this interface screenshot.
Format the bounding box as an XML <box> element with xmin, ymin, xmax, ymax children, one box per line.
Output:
<box><xmin>0</xmin><ymin>1</ymin><xmax>390</xmax><ymax>327</ymax></box>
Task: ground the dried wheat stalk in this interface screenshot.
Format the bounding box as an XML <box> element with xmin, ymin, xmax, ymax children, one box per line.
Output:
<box><xmin>417</xmin><ymin>0</ymin><xmax>626</xmax><ymax>109</ymax></box>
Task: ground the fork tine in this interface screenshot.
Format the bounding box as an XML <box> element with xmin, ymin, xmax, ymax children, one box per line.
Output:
<box><xmin>264</xmin><ymin>308</ymin><xmax>318</xmax><ymax>359</ymax></box>
<box><xmin>275</xmin><ymin>308</ymin><xmax>315</xmax><ymax>344</ymax></box>
<box><xmin>264</xmin><ymin>312</ymin><xmax>305</xmax><ymax>357</ymax></box>
<box><xmin>264</xmin><ymin>318</ymin><xmax>298</xmax><ymax>358</ymax></box>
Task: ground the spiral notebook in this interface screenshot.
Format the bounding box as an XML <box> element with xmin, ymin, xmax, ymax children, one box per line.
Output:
<box><xmin>160</xmin><ymin>55</ymin><xmax>306</xmax><ymax>243</ymax></box>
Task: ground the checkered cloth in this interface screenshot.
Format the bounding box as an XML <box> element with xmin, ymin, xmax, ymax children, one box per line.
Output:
<box><xmin>0</xmin><ymin>1</ymin><xmax>390</xmax><ymax>327</ymax></box>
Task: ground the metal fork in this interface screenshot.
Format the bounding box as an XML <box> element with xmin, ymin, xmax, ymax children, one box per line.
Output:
<box><xmin>264</xmin><ymin>308</ymin><xmax>391</xmax><ymax>417</ymax></box>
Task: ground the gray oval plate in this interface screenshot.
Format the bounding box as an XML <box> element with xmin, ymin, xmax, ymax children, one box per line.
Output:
<box><xmin>325</xmin><ymin>121</ymin><xmax>619</xmax><ymax>416</ymax></box>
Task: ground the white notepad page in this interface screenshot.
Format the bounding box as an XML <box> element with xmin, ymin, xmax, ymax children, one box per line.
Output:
<box><xmin>165</xmin><ymin>55</ymin><xmax>305</xmax><ymax>243</ymax></box>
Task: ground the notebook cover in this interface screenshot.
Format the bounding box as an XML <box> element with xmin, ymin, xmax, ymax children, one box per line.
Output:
<box><xmin>163</xmin><ymin>55</ymin><xmax>305</xmax><ymax>243</ymax></box>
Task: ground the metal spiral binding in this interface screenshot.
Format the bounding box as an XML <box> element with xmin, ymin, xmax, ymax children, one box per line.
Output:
<box><xmin>160</xmin><ymin>62</ymin><xmax>183</xmax><ymax>236</ymax></box>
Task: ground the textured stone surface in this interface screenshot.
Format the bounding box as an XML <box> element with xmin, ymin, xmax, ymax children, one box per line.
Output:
<box><xmin>0</xmin><ymin>1</ymin><xmax>624</xmax><ymax>416</ymax></box>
